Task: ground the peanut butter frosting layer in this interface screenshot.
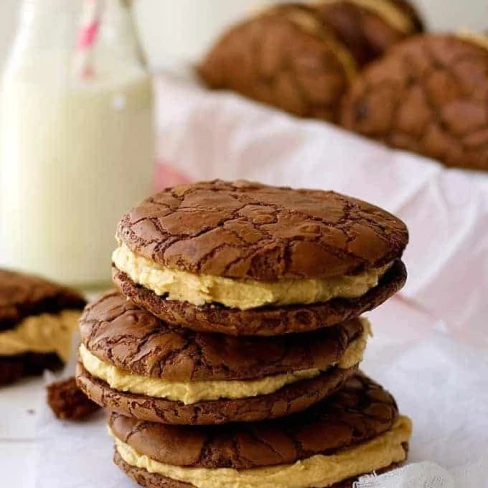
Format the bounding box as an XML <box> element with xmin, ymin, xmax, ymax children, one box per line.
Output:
<box><xmin>79</xmin><ymin>322</ymin><xmax>367</xmax><ymax>404</ymax></box>
<box><xmin>116</xmin><ymin>181</ymin><xmax>408</xmax><ymax>282</ymax></box>
<box><xmin>80</xmin><ymin>291</ymin><xmax>368</xmax><ymax>381</ymax></box>
<box><xmin>0</xmin><ymin>311</ymin><xmax>81</xmax><ymax>361</ymax></box>
<box><xmin>113</xmin><ymin>243</ymin><xmax>392</xmax><ymax>309</ymax></box>
<box><xmin>77</xmin><ymin>362</ymin><xmax>357</xmax><ymax>425</ymax></box>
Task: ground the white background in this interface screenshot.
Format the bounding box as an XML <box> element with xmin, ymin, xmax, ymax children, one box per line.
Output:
<box><xmin>0</xmin><ymin>0</ymin><xmax>487</xmax><ymax>71</ymax></box>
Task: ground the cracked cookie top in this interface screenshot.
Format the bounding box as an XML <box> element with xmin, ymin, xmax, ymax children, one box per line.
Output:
<box><xmin>116</xmin><ymin>180</ymin><xmax>408</xmax><ymax>281</ymax></box>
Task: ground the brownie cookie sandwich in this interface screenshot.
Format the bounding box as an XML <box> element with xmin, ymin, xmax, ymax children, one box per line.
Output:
<box><xmin>0</xmin><ymin>269</ymin><xmax>86</xmax><ymax>385</ymax></box>
<box><xmin>77</xmin><ymin>291</ymin><xmax>370</xmax><ymax>425</ymax></box>
<box><xmin>109</xmin><ymin>374</ymin><xmax>412</xmax><ymax>488</ymax></box>
<box><xmin>198</xmin><ymin>5</ymin><xmax>357</xmax><ymax>123</ymax></box>
<box><xmin>311</xmin><ymin>0</ymin><xmax>424</xmax><ymax>66</ymax></box>
<box><xmin>341</xmin><ymin>34</ymin><xmax>488</xmax><ymax>171</ymax></box>
<box><xmin>112</xmin><ymin>180</ymin><xmax>408</xmax><ymax>336</ymax></box>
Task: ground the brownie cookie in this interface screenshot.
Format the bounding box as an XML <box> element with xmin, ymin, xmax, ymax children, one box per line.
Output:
<box><xmin>311</xmin><ymin>0</ymin><xmax>424</xmax><ymax>66</ymax></box>
<box><xmin>0</xmin><ymin>269</ymin><xmax>86</xmax><ymax>386</ymax></box>
<box><xmin>109</xmin><ymin>374</ymin><xmax>412</xmax><ymax>488</ymax></box>
<box><xmin>198</xmin><ymin>6</ymin><xmax>357</xmax><ymax>123</ymax></box>
<box><xmin>341</xmin><ymin>34</ymin><xmax>488</xmax><ymax>171</ymax></box>
<box><xmin>113</xmin><ymin>261</ymin><xmax>405</xmax><ymax>336</ymax></box>
<box><xmin>77</xmin><ymin>291</ymin><xmax>367</xmax><ymax>424</ymax></box>
<box><xmin>113</xmin><ymin>180</ymin><xmax>408</xmax><ymax>335</ymax></box>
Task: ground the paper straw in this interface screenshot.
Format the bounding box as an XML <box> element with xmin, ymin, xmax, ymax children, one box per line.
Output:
<box><xmin>74</xmin><ymin>0</ymin><xmax>106</xmax><ymax>79</ymax></box>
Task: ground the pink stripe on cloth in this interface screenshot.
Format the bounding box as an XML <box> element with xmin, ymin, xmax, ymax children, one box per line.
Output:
<box><xmin>77</xmin><ymin>23</ymin><xmax>100</xmax><ymax>49</ymax></box>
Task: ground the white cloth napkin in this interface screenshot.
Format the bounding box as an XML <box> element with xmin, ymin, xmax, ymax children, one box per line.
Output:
<box><xmin>355</xmin><ymin>460</ymin><xmax>488</xmax><ymax>487</ymax></box>
<box><xmin>154</xmin><ymin>75</ymin><xmax>488</xmax><ymax>349</ymax></box>
<box><xmin>34</xmin><ymin>297</ymin><xmax>488</xmax><ymax>487</ymax></box>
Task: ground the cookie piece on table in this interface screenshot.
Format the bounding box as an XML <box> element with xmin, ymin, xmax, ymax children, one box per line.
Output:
<box><xmin>311</xmin><ymin>0</ymin><xmax>424</xmax><ymax>66</ymax></box>
<box><xmin>198</xmin><ymin>5</ymin><xmax>357</xmax><ymax>123</ymax></box>
<box><xmin>341</xmin><ymin>34</ymin><xmax>488</xmax><ymax>171</ymax></box>
<box><xmin>47</xmin><ymin>377</ymin><xmax>100</xmax><ymax>421</ymax></box>
<box><xmin>109</xmin><ymin>374</ymin><xmax>412</xmax><ymax>488</ymax></box>
<box><xmin>0</xmin><ymin>269</ymin><xmax>86</xmax><ymax>386</ymax></box>
<box><xmin>77</xmin><ymin>291</ymin><xmax>369</xmax><ymax>425</ymax></box>
<box><xmin>112</xmin><ymin>180</ymin><xmax>408</xmax><ymax>336</ymax></box>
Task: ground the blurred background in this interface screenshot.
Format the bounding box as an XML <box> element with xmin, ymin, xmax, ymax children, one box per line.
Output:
<box><xmin>0</xmin><ymin>0</ymin><xmax>487</xmax><ymax>71</ymax></box>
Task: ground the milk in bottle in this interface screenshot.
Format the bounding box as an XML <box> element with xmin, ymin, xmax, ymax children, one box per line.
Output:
<box><xmin>0</xmin><ymin>0</ymin><xmax>154</xmax><ymax>288</ymax></box>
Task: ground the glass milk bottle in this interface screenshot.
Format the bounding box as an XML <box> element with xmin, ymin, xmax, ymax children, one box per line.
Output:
<box><xmin>0</xmin><ymin>0</ymin><xmax>154</xmax><ymax>288</ymax></box>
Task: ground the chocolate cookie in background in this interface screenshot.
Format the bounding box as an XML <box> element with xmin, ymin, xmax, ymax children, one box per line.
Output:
<box><xmin>198</xmin><ymin>5</ymin><xmax>357</xmax><ymax>123</ymax></box>
<box><xmin>109</xmin><ymin>374</ymin><xmax>412</xmax><ymax>488</ymax></box>
<box><xmin>341</xmin><ymin>33</ymin><xmax>488</xmax><ymax>172</ymax></box>
<box><xmin>0</xmin><ymin>269</ymin><xmax>86</xmax><ymax>386</ymax></box>
<box><xmin>77</xmin><ymin>291</ymin><xmax>369</xmax><ymax>425</ymax></box>
<box><xmin>112</xmin><ymin>180</ymin><xmax>408</xmax><ymax>336</ymax></box>
<box><xmin>311</xmin><ymin>0</ymin><xmax>425</xmax><ymax>66</ymax></box>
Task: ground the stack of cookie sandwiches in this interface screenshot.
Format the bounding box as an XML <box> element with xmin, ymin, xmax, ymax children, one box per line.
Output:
<box><xmin>77</xmin><ymin>180</ymin><xmax>413</xmax><ymax>487</ymax></box>
<box><xmin>0</xmin><ymin>269</ymin><xmax>86</xmax><ymax>386</ymax></box>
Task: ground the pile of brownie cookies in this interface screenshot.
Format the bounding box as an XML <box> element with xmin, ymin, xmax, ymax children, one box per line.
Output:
<box><xmin>199</xmin><ymin>1</ymin><xmax>488</xmax><ymax>172</ymax></box>
<box><xmin>199</xmin><ymin>0</ymin><xmax>425</xmax><ymax>125</ymax></box>
<box><xmin>77</xmin><ymin>180</ymin><xmax>412</xmax><ymax>488</ymax></box>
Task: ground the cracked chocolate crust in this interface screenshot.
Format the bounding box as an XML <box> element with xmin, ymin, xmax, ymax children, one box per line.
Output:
<box><xmin>0</xmin><ymin>353</ymin><xmax>63</xmax><ymax>386</ymax></box>
<box><xmin>80</xmin><ymin>291</ymin><xmax>364</xmax><ymax>381</ymax></box>
<box><xmin>113</xmin><ymin>260</ymin><xmax>406</xmax><ymax>336</ymax></box>
<box><xmin>77</xmin><ymin>362</ymin><xmax>357</xmax><ymax>425</ymax></box>
<box><xmin>117</xmin><ymin>181</ymin><xmax>408</xmax><ymax>281</ymax></box>
<box><xmin>311</xmin><ymin>0</ymin><xmax>424</xmax><ymax>66</ymax></box>
<box><xmin>0</xmin><ymin>268</ymin><xmax>86</xmax><ymax>332</ymax></box>
<box><xmin>341</xmin><ymin>35</ymin><xmax>488</xmax><ymax>171</ymax></box>
<box><xmin>198</xmin><ymin>10</ymin><xmax>354</xmax><ymax>123</ymax></box>
<box><xmin>114</xmin><ymin>451</ymin><xmax>408</xmax><ymax>488</ymax></box>
<box><xmin>108</xmin><ymin>374</ymin><xmax>399</xmax><ymax>469</ymax></box>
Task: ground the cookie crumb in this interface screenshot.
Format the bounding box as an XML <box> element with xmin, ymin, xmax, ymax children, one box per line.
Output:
<box><xmin>47</xmin><ymin>377</ymin><xmax>100</xmax><ymax>421</ymax></box>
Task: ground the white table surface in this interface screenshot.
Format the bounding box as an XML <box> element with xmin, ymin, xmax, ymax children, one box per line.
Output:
<box><xmin>1</xmin><ymin>377</ymin><xmax>44</xmax><ymax>488</ymax></box>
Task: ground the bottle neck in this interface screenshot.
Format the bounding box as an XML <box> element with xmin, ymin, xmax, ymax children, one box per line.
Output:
<box><xmin>5</xmin><ymin>0</ymin><xmax>146</xmax><ymax>76</ymax></box>
<box><xmin>100</xmin><ymin>0</ymin><xmax>146</xmax><ymax>68</ymax></box>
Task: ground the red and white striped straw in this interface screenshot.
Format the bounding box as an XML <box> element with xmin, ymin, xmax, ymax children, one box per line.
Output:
<box><xmin>74</xmin><ymin>0</ymin><xmax>106</xmax><ymax>79</ymax></box>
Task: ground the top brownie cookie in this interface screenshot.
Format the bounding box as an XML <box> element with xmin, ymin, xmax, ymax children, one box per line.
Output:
<box><xmin>116</xmin><ymin>180</ymin><xmax>408</xmax><ymax>281</ymax></box>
